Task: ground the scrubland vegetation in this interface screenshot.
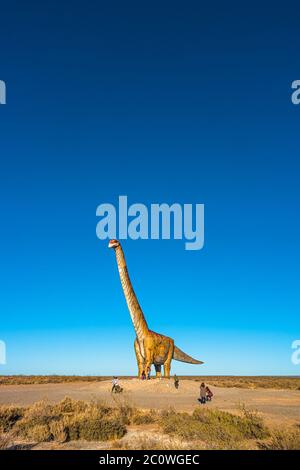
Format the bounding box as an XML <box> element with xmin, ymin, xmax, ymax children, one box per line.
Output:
<box><xmin>1</xmin><ymin>375</ymin><xmax>299</xmax><ymax>390</ymax></box>
<box><xmin>0</xmin><ymin>376</ymin><xmax>110</xmax><ymax>385</ymax></box>
<box><xmin>190</xmin><ymin>376</ymin><xmax>300</xmax><ymax>390</ymax></box>
<box><xmin>0</xmin><ymin>398</ymin><xmax>127</xmax><ymax>445</ymax></box>
<box><xmin>0</xmin><ymin>397</ymin><xmax>299</xmax><ymax>450</ymax></box>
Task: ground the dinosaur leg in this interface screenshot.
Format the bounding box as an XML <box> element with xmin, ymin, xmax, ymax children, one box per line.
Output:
<box><xmin>163</xmin><ymin>342</ymin><xmax>174</xmax><ymax>378</ymax></box>
<box><xmin>144</xmin><ymin>348</ymin><xmax>153</xmax><ymax>378</ymax></box>
<box><xmin>164</xmin><ymin>361</ymin><xmax>171</xmax><ymax>378</ymax></box>
<box><xmin>142</xmin><ymin>337</ymin><xmax>154</xmax><ymax>377</ymax></box>
<box><xmin>154</xmin><ymin>364</ymin><xmax>162</xmax><ymax>378</ymax></box>
<box><xmin>134</xmin><ymin>339</ymin><xmax>144</xmax><ymax>378</ymax></box>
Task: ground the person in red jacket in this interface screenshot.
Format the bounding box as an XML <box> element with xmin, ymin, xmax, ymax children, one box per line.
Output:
<box><xmin>206</xmin><ymin>386</ymin><xmax>213</xmax><ymax>401</ymax></box>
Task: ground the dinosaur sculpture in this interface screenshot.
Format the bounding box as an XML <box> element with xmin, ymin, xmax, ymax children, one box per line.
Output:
<box><xmin>108</xmin><ymin>239</ymin><xmax>203</xmax><ymax>378</ymax></box>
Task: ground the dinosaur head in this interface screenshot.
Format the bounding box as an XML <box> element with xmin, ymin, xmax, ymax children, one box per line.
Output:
<box><xmin>108</xmin><ymin>239</ymin><xmax>120</xmax><ymax>249</ymax></box>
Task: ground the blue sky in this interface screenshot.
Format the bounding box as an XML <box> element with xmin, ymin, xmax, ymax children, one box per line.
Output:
<box><xmin>0</xmin><ymin>1</ymin><xmax>299</xmax><ymax>375</ymax></box>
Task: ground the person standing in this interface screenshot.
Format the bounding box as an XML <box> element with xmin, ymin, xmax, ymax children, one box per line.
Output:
<box><xmin>199</xmin><ymin>382</ymin><xmax>206</xmax><ymax>404</ymax></box>
<box><xmin>174</xmin><ymin>374</ymin><xmax>179</xmax><ymax>389</ymax></box>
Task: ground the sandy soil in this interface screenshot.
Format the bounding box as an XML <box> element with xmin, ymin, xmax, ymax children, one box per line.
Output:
<box><xmin>1</xmin><ymin>378</ymin><xmax>299</xmax><ymax>426</ymax></box>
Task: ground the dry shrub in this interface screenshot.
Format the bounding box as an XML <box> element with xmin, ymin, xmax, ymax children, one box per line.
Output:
<box><xmin>19</xmin><ymin>400</ymin><xmax>55</xmax><ymax>426</ymax></box>
<box><xmin>160</xmin><ymin>406</ymin><xmax>269</xmax><ymax>449</ymax></box>
<box><xmin>0</xmin><ymin>397</ymin><xmax>274</xmax><ymax>449</ymax></box>
<box><xmin>15</xmin><ymin>400</ymin><xmax>58</xmax><ymax>442</ymax></box>
<box><xmin>239</xmin><ymin>405</ymin><xmax>268</xmax><ymax>439</ymax></box>
<box><xmin>193</xmin><ymin>405</ymin><xmax>268</xmax><ymax>440</ymax></box>
<box><xmin>49</xmin><ymin>420</ymin><xmax>68</xmax><ymax>443</ymax></box>
<box><xmin>161</xmin><ymin>412</ymin><xmax>199</xmax><ymax>438</ymax></box>
<box><xmin>109</xmin><ymin>405</ymin><xmax>132</xmax><ymax>426</ymax></box>
<box><xmin>12</xmin><ymin>398</ymin><xmax>127</xmax><ymax>443</ymax></box>
<box><xmin>79</xmin><ymin>417</ymin><xmax>126</xmax><ymax>441</ymax></box>
<box><xmin>53</xmin><ymin>397</ymin><xmax>87</xmax><ymax>415</ymax></box>
<box><xmin>259</xmin><ymin>428</ymin><xmax>300</xmax><ymax>450</ymax></box>
<box><xmin>114</xmin><ymin>433</ymin><xmax>191</xmax><ymax>450</ymax></box>
<box><xmin>161</xmin><ymin>412</ymin><xmax>240</xmax><ymax>449</ymax></box>
<box><xmin>132</xmin><ymin>409</ymin><xmax>158</xmax><ymax>425</ymax></box>
<box><xmin>24</xmin><ymin>424</ymin><xmax>52</xmax><ymax>442</ymax></box>
<box><xmin>0</xmin><ymin>432</ymin><xmax>13</xmax><ymax>450</ymax></box>
<box><xmin>0</xmin><ymin>405</ymin><xmax>24</xmax><ymax>432</ymax></box>
<box><xmin>64</xmin><ymin>413</ymin><xmax>126</xmax><ymax>441</ymax></box>
<box><xmin>110</xmin><ymin>395</ymin><xmax>135</xmax><ymax>425</ymax></box>
<box><xmin>159</xmin><ymin>407</ymin><xmax>178</xmax><ymax>420</ymax></box>
<box><xmin>59</xmin><ymin>398</ymin><xmax>127</xmax><ymax>441</ymax></box>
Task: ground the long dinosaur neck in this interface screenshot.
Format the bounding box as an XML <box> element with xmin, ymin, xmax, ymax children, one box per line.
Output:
<box><xmin>114</xmin><ymin>245</ymin><xmax>149</xmax><ymax>342</ymax></box>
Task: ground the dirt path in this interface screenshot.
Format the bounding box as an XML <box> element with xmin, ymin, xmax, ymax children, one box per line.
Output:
<box><xmin>1</xmin><ymin>379</ymin><xmax>299</xmax><ymax>426</ymax></box>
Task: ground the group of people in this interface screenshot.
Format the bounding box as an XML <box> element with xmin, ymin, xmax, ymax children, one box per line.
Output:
<box><xmin>198</xmin><ymin>382</ymin><xmax>213</xmax><ymax>404</ymax></box>
<box><xmin>141</xmin><ymin>369</ymin><xmax>151</xmax><ymax>380</ymax></box>
<box><xmin>111</xmin><ymin>376</ymin><xmax>214</xmax><ymax>404</ymax></box>
<box><xmin>173</xmin><ymin>376</ymin><xmax>213</xmax><ymax>404</ymax></box>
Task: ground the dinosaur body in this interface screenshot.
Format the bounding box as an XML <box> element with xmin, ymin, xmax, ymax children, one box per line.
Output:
<box><xmin>108</xmin><ymin>239</ymin><xmax>203</xmax><ymax>378</ymax></box>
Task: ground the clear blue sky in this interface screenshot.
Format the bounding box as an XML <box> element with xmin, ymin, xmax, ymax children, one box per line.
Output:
<box><xmin>0</xmin><ymin>1</ymin><xmax>299</xmax><ymax>375</ymax></box>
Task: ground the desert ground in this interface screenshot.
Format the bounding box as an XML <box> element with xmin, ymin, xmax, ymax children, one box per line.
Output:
<box><xmin>0</xmin><ymin>376</ymin><xmax>300</xmax><ymax>450</ymax></box>
<box><xmin>0</xmin><ymin>378</ymin><xmax>299</xmax><ymax>426</ymax></box>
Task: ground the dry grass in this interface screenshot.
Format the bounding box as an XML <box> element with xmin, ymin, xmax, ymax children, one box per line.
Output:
<box><xmin>0</xmin><ymin>432</ymin><xmax>13</xmax><ymax>450</ymax></box>
<box><xmin>113</xmin><ymin>433</ymin><xmax>192</xmax><ymax>450</ymax></box>
<box><xmin>132</xmin><ymin>409</ymin><xmax>158</xmax><ymax>425</ymax></box>
<box><xmin>1</xmin><ymin>375</ymin><xmax>299</xmax><ymax>389</ymax></box>
<box><xmin>160</xmin><ymin>405</ymin><xmax>269</xmax><ymax>449</ymax></box>
<box><xmin>0</xmin><ymin>397</ymin><xmax>299</xmax><ymax>450</ymax></box>
<box><xmin>2</xmin><ymin>397</ymin><xmax>127</xmax><ymax>444</ymax></box>
<box><xmin>0</xmin><ymin>376</ymin><xmax>111</xmax><ymax>385</ymax></box>
<box><xmin>258</xmin><ymin>428</ymin><xmax>300</xmax><ymax>450</ymax></box>
<box><xmin>189</xmin><ymin>376</ymin><xmax>300</xmax><ymax>390</ymax></box>
<box><xmin>0</xmin><ymin>405</ymin><xmax>25</xmax><ymax>432</ymax></box>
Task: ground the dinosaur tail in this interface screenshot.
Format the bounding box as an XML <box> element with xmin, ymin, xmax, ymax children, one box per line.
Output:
<box><xmin>173</xmin><ymin>345</ymin><xmax>204</xmax><ymax>364</ymax></box>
